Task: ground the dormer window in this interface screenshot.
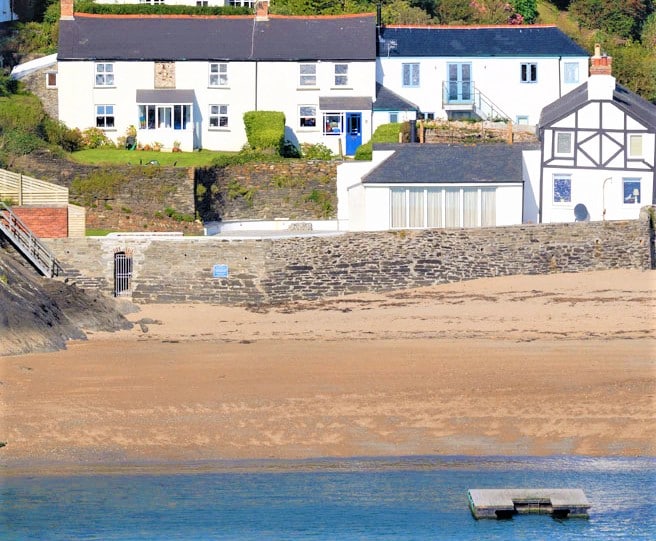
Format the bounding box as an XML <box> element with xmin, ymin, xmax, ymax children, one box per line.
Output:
<box><xmin>555</xmin><ymin>131</ymin><xmax>573</xmax><ymax>156</ymax></box>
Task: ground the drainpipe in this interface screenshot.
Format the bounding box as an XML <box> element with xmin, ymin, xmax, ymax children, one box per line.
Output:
<box><xmin>558</xmin><ymin>56</ymin><xmax>562</xmax><ymax>97</ymax></box>
<box><xmin>602</xmin><ymin>176</ymin><xmax>612</xmax><ymax>221</ymax></box>
<box><xmin>254</xmin><ymin>61</ymin><xmax>258</xmax><ymax>110</ymax></box>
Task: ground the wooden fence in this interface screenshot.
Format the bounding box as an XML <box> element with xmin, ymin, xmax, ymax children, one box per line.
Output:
<box><xmin>0</xmin><ymin>168</ymin><xmax>69</xmax><ymax>205</ymax></box>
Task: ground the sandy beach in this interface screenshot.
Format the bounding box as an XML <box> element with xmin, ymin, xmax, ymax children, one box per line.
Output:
<box><xmin>1</xmin><ymin>269</ymin><xmax>655</xmax><ymax>473</ymax></box>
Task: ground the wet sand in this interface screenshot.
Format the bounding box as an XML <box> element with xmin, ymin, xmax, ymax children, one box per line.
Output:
<box><xmin>1</xmin><ymin>269</ymin><xmax>655</xmax><ymax>474</ymax></box>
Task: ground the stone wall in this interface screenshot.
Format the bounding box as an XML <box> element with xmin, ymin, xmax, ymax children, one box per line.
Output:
<box><xmin>195</xmin><ymin>160</ymin><xmax>339</xmax><ymax>222</ymax></box>
<box><xmin>45</xmin><ymin>213</ymin><xmax>654</xmax><ymax>305</ymax></box>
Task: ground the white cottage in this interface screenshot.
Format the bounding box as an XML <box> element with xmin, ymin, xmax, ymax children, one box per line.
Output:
<box><xmin>337</xmin><ymin>143</ymin><xmax>538</xmax><ymax>232</ymax></box>
<box><xmin>56</xmin><ymin>1</ymin><xmax>376</xmax><ymax>155</ymax></box>
<box><xmin>527</xmin><ymin>45</ymin><xmax>656</xmax><ymax>224</ymax></box>
<box><xmin>376</xmin><ymin>25</ymin><xmax>589</xmax><ymax>126</ymax></box>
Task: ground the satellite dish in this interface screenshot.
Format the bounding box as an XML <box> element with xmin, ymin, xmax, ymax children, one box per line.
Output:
<box><xmin>574</xmin><ymin>203</ymin><xmax>589</xmax><ymax>222</ymax></box>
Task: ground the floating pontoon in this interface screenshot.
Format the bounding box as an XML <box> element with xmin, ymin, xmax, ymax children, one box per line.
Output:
<box><xmin>467</xmin><ymin>488</ymin><xmax>590</xmax><ymax>519</ymax></box>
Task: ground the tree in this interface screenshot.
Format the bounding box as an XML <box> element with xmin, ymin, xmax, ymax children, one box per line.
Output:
<box><xmin>382</xmin><ymin>0</ymin><xmax>434</xmax><ymax>24</ymax></box>
<box><xmin>512</xmin><ymin>0</ymin><xmax>538</xmax><ymax>23</ymax></box>
<box><xmin>570</xmin><ymin>0</ymin><xmax>649</xmax><ymax>40</ymax></box>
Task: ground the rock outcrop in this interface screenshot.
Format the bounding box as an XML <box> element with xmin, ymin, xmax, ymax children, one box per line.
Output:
<box><xmin>0</xmin><ymin>239</ymin><xmax>132</xmax><ymax>356</ymax></box>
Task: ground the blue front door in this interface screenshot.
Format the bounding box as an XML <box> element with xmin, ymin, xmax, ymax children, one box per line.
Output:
<box><xmin>345</xmin><ymin>113</ymin><xmax>362</xmax><ymax>156</ymax></box>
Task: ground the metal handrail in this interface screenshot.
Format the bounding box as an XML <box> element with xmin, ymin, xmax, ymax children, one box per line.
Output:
<box><xmin>442</xmin><ymin>82</ymin><xmax>510</xmax><ymax>122</ymax></box>
<box><xmin>0</xmin><ymin>201</ymin><xmax>62</xmax><ymax>277</ymax></box>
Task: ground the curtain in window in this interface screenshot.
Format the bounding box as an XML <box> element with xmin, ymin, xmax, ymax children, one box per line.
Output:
<box><xmin>426</xmin><ymin>189</ymin><xmax>442</xmax><ymax>228</ymax></box>
<box><xmin>408</xmin><ymin>189</ymin><xmax>424</xmax><ymax>228</ymax></box>
<box><xmin>481</xmin><ymin>188</ymin><xmax>496</xmax><ymax>227</ymax></box>
<box><xmin>390</xmin><ymin>189</ymin><xmax>406</xmax><ymax>228</ymax></box>
<box><xmin>445</xmin><ymin>188</ymin><xmax>460</xmax><ymax>228</ymax></box>
<box><xmin>463</xmin><ymin>188</ymin><xmax>478</xmax><ymax>227</ymax></box>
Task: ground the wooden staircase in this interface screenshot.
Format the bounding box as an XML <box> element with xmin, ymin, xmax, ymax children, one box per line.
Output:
<box><xmin>0</xmin><ymin>201</ymin><xmax>62</xmax><ymax>278</ymax></box>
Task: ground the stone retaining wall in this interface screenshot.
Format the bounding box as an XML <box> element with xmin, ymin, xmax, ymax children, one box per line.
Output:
<box><xmin>46</xmin><ymin>212</ymin><xmax>654</xmax><ymax>305</ymax></box>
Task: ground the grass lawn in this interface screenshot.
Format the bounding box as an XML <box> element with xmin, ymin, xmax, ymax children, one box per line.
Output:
<box><xmin>69</xmin><ymin>148</ymin><xmax>234</xmax><ymax>167</ymax></box>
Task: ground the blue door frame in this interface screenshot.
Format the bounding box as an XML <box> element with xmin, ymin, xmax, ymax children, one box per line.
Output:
<box><xmin>345</xmin><ymin>113</ymin><xmax>362</xmax><ymax>156</ymax></box>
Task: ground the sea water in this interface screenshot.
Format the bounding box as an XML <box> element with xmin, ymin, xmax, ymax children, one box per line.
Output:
<box><xmin>1</xmin><ymin>456</ymin><xmax>654</xmax><ymax>540</ymax></box>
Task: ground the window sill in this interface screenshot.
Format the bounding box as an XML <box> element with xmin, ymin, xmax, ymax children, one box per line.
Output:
<box><xmin>208</xmin><ymin>86</ymin><xmax>230</xmax><ymax>90</ymax></box>
<box><xmin>297</xmin><ymin>86</ymin><xmax>319</xmax><ymax>91</ymax></box>
<box><xmin>94</xmin><ymin>86</ymin><xmax>116</xmax><ymax>89</ymax></box>
<box><xmin>209</xmin><ymin>128</ymin><xmax>230</xmax><ymax>132</ymax></box>
<box><xmin>330</xmin><ymin>86</ymin><xmax>353</xmax><ymax>91</ymax></box>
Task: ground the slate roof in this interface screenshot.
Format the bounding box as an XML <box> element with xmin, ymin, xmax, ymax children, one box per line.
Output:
<box><xmin>539</xmin><ymin>81</ymin><xmax>656</xmax><ymax>131</ymax></box>
<box><xmin>377</xmin><ymin>25</ymin><xmax>589</xmax><ymax>58</ymax></box>
<box><xmin>58</xmin><ymin>14</ymin><xmax>376</xmax><ymax>62</ymax></box>
<box><xmin>363</xmin><ymin>143</ymin><xmax>539</xmax><ymax>184</ymax></box>
<box><xmin>374</xmin><ymin>83</ymin><xmax>419</xmax><ymax>111</ymax></box>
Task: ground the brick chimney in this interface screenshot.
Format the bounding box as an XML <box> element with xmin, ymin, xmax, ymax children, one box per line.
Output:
<box><xmin>255</xmin><ymin>1</ymin><xmax>269</xmax><ymax>21</ymax></box>
<box><xmin>61</xmin><ymin>0</ymin><xmax>74</xmax><ymax>19</ymax></box>
<box><xmin>588</xmin><ymin>43</ymin><xmax>615</xmax><ymax>101</ymax></box>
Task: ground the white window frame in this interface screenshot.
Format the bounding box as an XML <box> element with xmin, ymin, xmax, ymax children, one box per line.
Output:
<box><xmin>95</xmin><ymin>62</ymin><xmax>115</xmax><ymax>87</ymax></box>
<box><xmin>520</xmin><ymin>62</ymin><xmax>537</xmax><ymax>83</ymax></box>
<box><xmin>209</xmin><ymin>104</ymin><xmax>229</xmax><ymax>129</ymax></box>
<box><xmin>138</xmin><ymin>104</ymin><xmax>191</xmax><ymax>130</ymax></box>
<box><xmin>564</xmin><ymin>62</ymin><xmax>579</xmax><ymax>84</ymax></box>
<box><xmin>555</xmin><ymin>131</ymin><xmax>574</xmax><ymax>157</ymax></box>
<box><xmin>389</xmin><ymin>112</ymin><xmax>399</xmax><ymax>123</ymax></box>
<box><xmin>390</xmin><ymin>187</ymin><xmax>497</xmax><ymax>229</ymax></box>
<box><xmin>45</xmin><ymin>72</ymin><xmax>57</xmax><ymax>88</ymax></box>
<box><xmin>516</xmin><ymin>115</ymin><xmax>529</xmax><ymax>125</ymax></box>
<box><xmin>209</xmin><ymin>63</ymin><xmax>228</xmax><ymax>87</ymax></box>
<box><xmin>299</xmin><ymin>105</ymin><xmax>317</xmax><ymax>128</ymax></box>
<box><xmin>628</xmin><ymin>134</ymin><xmax>643</xmax><ymax>158</ymax></box>
<box><xmin>402</xmin><ymin>63</ymin><xmax>420</xmax><ymax>87</ymax></box>
<box><xmin>622</xmin><ymin>178</ymin><xmax>641</xmax><ymax>205</ymax></box>
<box><xmin>95</xmin><ymin>104</ymin><xmax>115</xmax><ymax>129</ymax></box>
<box><xmin>299</xmin><ymin>63</ymin><xmax>317</xmax><ymax>87</ymax></box>
<box><xmin>323</xmin><ymin>112</ymin><xmax>343</xmax><ymax>135</ymax></box>
<box><xmin>334</xmin><ymin>63</ymin><xmax>348</xmax><ymax>87</ymax></box>
<box><xmin>553</xmin><ymin>175</ymin><xmax>572</xmax><ymax>204</ymax></box>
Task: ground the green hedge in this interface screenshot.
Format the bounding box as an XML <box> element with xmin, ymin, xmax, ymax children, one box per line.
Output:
<box><xmin>74</xmin><ymin>1</ymin><xmax>251</xmax><ymax>16</ymax></box>
<box><xmin>243</xmin><ymin>111</ymin><xmax>286</xmax><ymax>152</ymax></box>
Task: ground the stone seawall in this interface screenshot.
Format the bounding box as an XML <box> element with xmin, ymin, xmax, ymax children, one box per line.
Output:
<box><xmin>45</xmin><ymin>214</ymin><xmax>653</xmax><ymax>305</ymax></box>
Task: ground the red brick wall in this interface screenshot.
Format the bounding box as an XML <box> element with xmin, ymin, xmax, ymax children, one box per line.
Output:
<box><xmin>13</xmin><ymin>207</ymin><xmax>68</xmax><ymax>238</ymax></box>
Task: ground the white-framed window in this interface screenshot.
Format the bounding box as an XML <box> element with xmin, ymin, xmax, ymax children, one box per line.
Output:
<box><xmin>299</xmin><ymin>105</ymin><xmax>317</xmax><ymax>128</ymax></box>
<box><xmin>516</xmin><ymin>115</ymin><xmax>529</xmax><ymax>125</ymax></box>
<box><xmin>139</xmin><ymin>104</ymin><xmax>191</xmax><ymax>130</ymax></box>
<box><xmin>141</xmin><ymin>0</ymin><xmax>165</xmax><ymax>4</ymax></box>
<box><xmin>323</xmin><ymin>112</ymin><xmax>343</xmax><ymax>135</ymax></box>
<box><xmin>402</xmin><ymin>63</ymin><xmax>420</xmax><ymax>87</ymax></box>
<box><xmin>209</xmin><ymin>104</ymin><xmax>229</xmax><ymax>128</ymax></box>
<box><xmin>389</xmin><ymin>112</ymin><xmax>399</xmax><ymax>123</ymax></box>
<box><xmin>628</xmin><ymin>134</ymin><xmax>643</xmax><ymax>158</ymax></box>
<box><xmin>196</xmin><ymin>1</ymin><xmax>209</xmax><ymax>5</ymax></box>
<box><xmin>209</xmin><ymin>63</ymin><xmax>228</xmax><ymax>87</ymax></box>
<box><xmin>520</xmin><ymin>62</ymin><xmax>537</xmax><ymax>83</ymax></box>
<box><xmin>229</xmin><ymin>0</ymin><xmax>254</xmax><ymax>5</ymax></box>
<box><xmin>299</xmin><ymin>63</ymin><xmax>317</xmax><ymax>87</ymax></box>
<box><xmin>334</xmin><ymin>63</ymin><xmax>348</xmax><ymax>86</ymax></box>
<box><xmin>553</xmin><ymin>175</ymin><xmax>571</xmax><ymax>204</ymax></box>
<box><xmin>555</xmin><ymin>131</ymin><xmax>573</xmax><ymax>156</ymax></box>
<box><xmin>45</xmin><ymin>72</ymin><xmax>57</xmax><ymax>88</ymax></box>
<box><xmin>95</xmin><ymin>105</ymin><xmax>115</xmax><ymax>129</ymax></box>
<box><xmin>623</xmin><ymin>178</ymin><xmax>641</xmax><ymax>204</ymax></box>
<box><xmin>95</xmin><ymin>62</ymin><xmax>115</xmax><ymax>87</ymax></box>
<box><xmin>564</xmin><ymin>62</ymin><xmax>579</xmax><ymax>84</ymax></box>
<box><xmin>390</xmin><ymin>187</ymin><xmax>496</xmax><ymax>229</ymax></box>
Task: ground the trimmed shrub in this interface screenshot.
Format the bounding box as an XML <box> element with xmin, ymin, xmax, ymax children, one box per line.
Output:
<box><xmin>81</xmin><ymin>127</ymin><xmax>114</xmax><ymax>149</ymax></box>
<box><xmin>243</xmin><ymin>111</ymin><xmax>286</xmax><ymax>152</ymax></box>
<box><xmin>43</xmin><ymin>118</ymin><xmax>83</xmax><ymax>152</ymax></box>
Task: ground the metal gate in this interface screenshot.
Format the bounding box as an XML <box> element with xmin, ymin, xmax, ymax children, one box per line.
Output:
<box><xmin>114</xmin><ymin>250</ymin><xmax>133</xmax><ymax>297</ymax></box>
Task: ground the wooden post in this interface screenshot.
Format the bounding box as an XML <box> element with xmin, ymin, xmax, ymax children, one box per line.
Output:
<box><xmin>507</xmin><ymin>120</ymin><xmax>513</xmax><ymax>144</ymax></box>
<box><xmin>18</xmin><ymin>173</ymin><xmax>23</xmax><ymax>206</ymax></box>
<box><xmin>419</xmin><ymin>120</ymin><xmax>424</xmax><ymax>143</ymax></box>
